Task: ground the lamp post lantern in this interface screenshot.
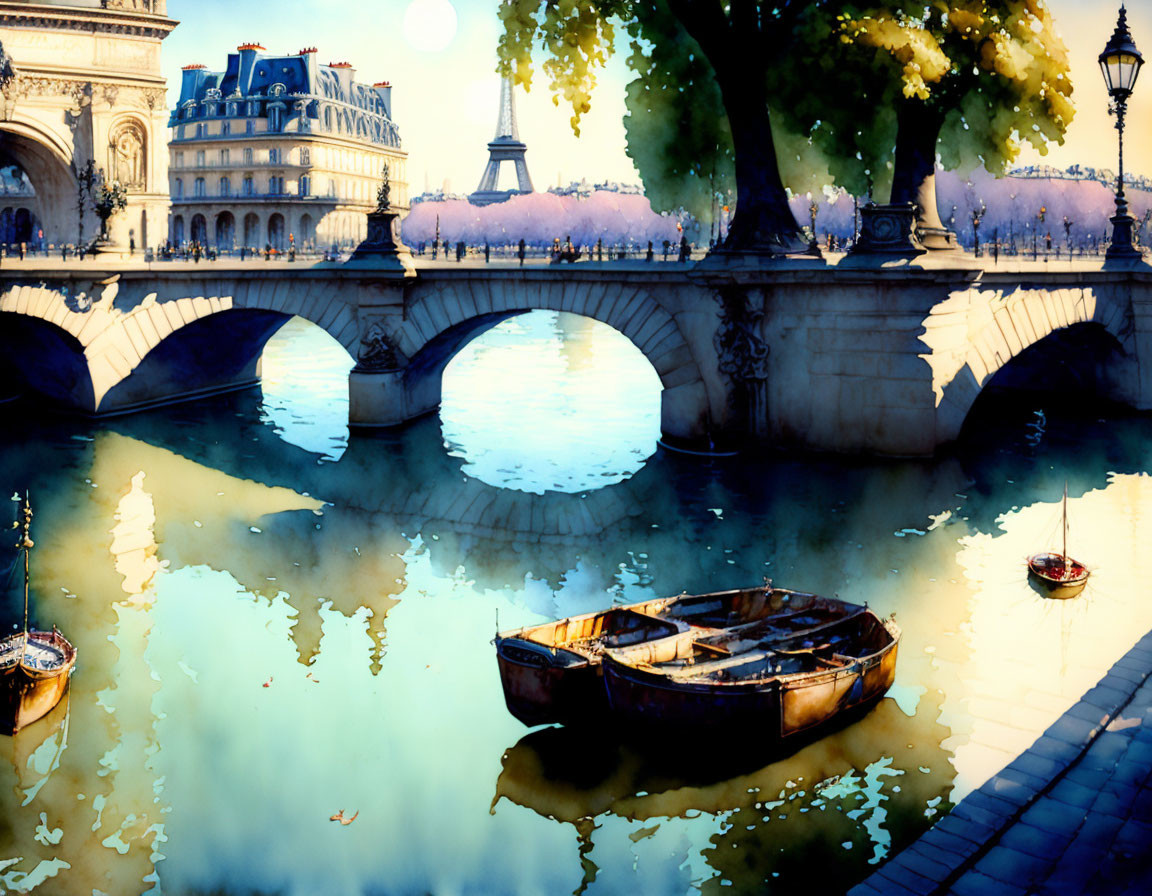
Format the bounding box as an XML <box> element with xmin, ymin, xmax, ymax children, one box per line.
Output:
<box><xmin>1101</xmin><ymin>4</ymin><xmax>1144</xmax><ymax>259</ymax></box>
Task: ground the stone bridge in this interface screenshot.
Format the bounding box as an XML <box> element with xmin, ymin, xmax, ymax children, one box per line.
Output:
<box><xmin>1</xmin><ymin>256</ymin><xmax>1151</xmax><ymax>456</ymax></box>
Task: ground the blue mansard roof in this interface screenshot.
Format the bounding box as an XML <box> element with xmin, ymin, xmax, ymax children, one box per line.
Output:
<box><xmin>170</xmin><ymin>45</ymin><xmax>400</xmax><ymax>148</ymax></box>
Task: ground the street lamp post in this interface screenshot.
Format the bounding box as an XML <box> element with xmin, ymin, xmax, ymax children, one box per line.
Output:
<box><xmin>971</xmin><ymin>202</ymin><xmax>986</xmax><ymax>257</ymax></box>
<box><xmin>1100</xmin><ymin>4</ymin><xmax>1144</xmax><ymax>259</ymax></box>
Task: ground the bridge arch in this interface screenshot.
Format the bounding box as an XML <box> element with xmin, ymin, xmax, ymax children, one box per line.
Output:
<box><xmin>388</xmin><ymin>276</ymin><xmax>710</xmax><ymax>442</ymax></box>
<box><xmin>935</xmin><ymin>285</ymin><xmax>1137</xmax><ymax>442</ymax></box>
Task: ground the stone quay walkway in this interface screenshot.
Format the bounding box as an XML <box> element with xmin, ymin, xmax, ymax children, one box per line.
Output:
<box><xmin>850</xmin><ymin>628</ymin><xmax>1152</xmax><ymax>896</ymax></box>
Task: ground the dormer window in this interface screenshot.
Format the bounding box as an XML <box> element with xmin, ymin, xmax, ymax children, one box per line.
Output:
<box><xmin>227</xmin><ymin>102</ymin><xmax>238</xmax><ymax>117</ymax></box>
<box><xmin>268</xmin><ymin>105</ymin><xmax>284</xmax><ymax>132</ymax></box>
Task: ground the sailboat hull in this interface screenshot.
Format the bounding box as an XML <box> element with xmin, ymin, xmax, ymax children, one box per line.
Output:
<box><xmin>1</xmin><ymin>631</ymin><xmax>77</xmax><ymax>735</ymax></box>
<box><xmin>1027</xmin><ymin>552</ymin><xmax>1089</xmax><ymax>600</ymax></box>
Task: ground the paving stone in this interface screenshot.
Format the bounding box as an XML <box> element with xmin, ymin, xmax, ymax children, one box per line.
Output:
<box><xmin>920</xmin><ymin>826</ymin><xmax>984</xmax><ymax>860</ymax></box>
<box><xmin>999</xmin><ymin>821</ymin><xmax>1069</xmax><ymax>861</ymax></box>
<box><xmin>946</xmin><ymin>868</ymin><xmax>1028</xmax><ymax>896</ymax></box>
<box><xmin>1072</xmin><ymin>812</ymin><xmax>1126</xmax><ymax>851</ymax></box>
<box><xmin>1020</xmin><ymin>799</ymin><xmax>1087</xmax><ymax>839</ymax></box>
<box><xmin>1065</xmin><ymin>701</ymin><xmax>1112</xmax><ymax>727</ymax></box>
<box><xmin>875</xmin><ymin>862</ymin><xmax>937</xmax><ymax>896</ymax></box>
<box><xmin>1065</xmin><ymin>765</ymin><xmax>1114</xmax><ymax>792</ymax></box>
<box><xmin>1090</xmin><ymin>788</ymin><xmax>1135</xmax><ymax>820</ymax></box>
<box><xmin>1083</xmin><ymin>684</ymin><xmax>1134</xmax><ymax>713</ymax></box>
<box><xmin>895</xmin><ymin>846</ymin><xmax>954</xmax><ymax>883</ymax></box>
<box><xmin>1007</xmin><ymin>752</ymin><xmax>1064</xmax><ymax>784</ymax></box>
<box><xmin>966</xmin><ymin>789</ymin><xmax>1024</xmax><ymax>820</ymax></box>
<box><xmin>1047</xmin><ymin>714</ymin><xmax>1099</xmax><ymax>747</ymax></box>
<box><xmin>934</xmin><ymin>813</ymin><xmax>1000</xmax><ymax>846</ymax></box>
<box><xmin>973</xmin><ymin>844</ymin><xmax>1051</xmax><ymax>887</ymax></box>
<box><xmin>1029</xmin><ymin>735</ymin><xmax>1083</xmax><ymax>766</ymax></box>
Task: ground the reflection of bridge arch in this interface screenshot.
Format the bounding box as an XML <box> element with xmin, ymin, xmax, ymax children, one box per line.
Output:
<box><xmin>0</xmin><ymin>123</ymin><xmax>78</xmax><ymax>244</ymax></box>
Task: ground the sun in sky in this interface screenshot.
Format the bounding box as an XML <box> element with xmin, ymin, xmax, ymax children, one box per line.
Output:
<box><xmin>402</xmin><ymin>0</ymin><xmax>458</xmax><ymax>53</ymax></box>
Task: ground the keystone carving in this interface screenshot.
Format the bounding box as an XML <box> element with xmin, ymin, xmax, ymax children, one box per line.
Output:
<box><xmin>356</xmin><ymin>320</ymin><xmax>403</xmax><ymax>373</ymax></box>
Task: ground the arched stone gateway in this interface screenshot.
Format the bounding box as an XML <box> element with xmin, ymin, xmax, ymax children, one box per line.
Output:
<box><xmin>0</xmin><ymin>126</ymin><xmax>77</xmax><ymax>245</ymax></box>
<box><xmin>0</xmin><ymin>4</ymin><xmax>176</xmax><ymax>252</ymax></box>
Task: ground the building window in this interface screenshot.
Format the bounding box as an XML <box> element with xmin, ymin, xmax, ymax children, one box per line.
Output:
<box><xmin>243</xmin><ymin>147</ymin><xmax>253</xmax><ymax>165</ymax></box>
<box><xmin>243</xmin><ymin>176</ymin><xmax>254</xmax><ymax>196</ymax></box>
<box><xmin>268</xmin><ymin>176</ymin><xmax>283</xmax><ymax>195</ymax></box>
<box><xmin>300</xmin><ymin>147</ymin><xmax>311</xmax><ymax>166</ymax></box>
<box><xmin>219</xmin><ymin>176</ymin><xmax>231</xmax><ymax>196</ymax></box>
<box><xmin>194</xmin><ymin>177</ymin><xmax>205</xmax><ymax>197</ymax></box>
<box><xmin>221</xmin><ymin>121</ymin><xmax>231</xmax><ymax>136</ymax></box>
<box><xmin>299</xmin><ymin>175</ymin><xmax>310</xmax><ymax>196</ymax></box>
<box><xmin>268</xmin><ymin>106</ymin><xmax>283</xmax><ymax>132</ymax></box>
<box><xmin>174</xmin><ymin>178</ymin><xmax>184</xmax><ymax>198</ymax></box>
<box><xmin>195</xmin><ymin>150</ymin><xmax>205</xmax><ymax>167</ymax></box>
<box><xmin>174</xmin><ymin>151</ymin><xmax>184</xmax><ymax>167</ymax></box>
<box><xmin>227</xmin><ymin>102</ymin><xmax>238</xmax><ymax>117</ymax></box>
<box><xmin>195</xmin><ymin>123</ymin><xmax>205</xmax><ymax>137</ymax></box>
<box><xmin>219</xmin><ymin>149</ymin><xmax>229</xmax><ymax>165</ymax></box>
<box><xmin>246</xmin><ymin>120</ymin><xmax>255</xmax><ymax>135</ymax></box>
<box><xmin>268</xmin><ymin>148</ymin><xmax>281</xmax><ymax>164</ymax></box>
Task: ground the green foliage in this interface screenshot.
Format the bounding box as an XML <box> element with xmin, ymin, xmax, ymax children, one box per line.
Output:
<box><xmin>838</xmin><ymin>0</ymin><xmax>1075</xmax><ymax>181</ymax></box>
<box><xmin>495</xmin><ymin>0</ymin><xmax>1074</xmax><ymax>234</ymax></box>
<box><xmin>497</xmin><ymin>0</ymin><xmax>631</xmax><ymax>135</ymax></box>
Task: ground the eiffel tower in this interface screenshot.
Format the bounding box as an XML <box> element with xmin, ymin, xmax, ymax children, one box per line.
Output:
<box><xmin>469</xmin><ymin>76</ymin><xmax>534</xmax><ymax>206</ymax></box>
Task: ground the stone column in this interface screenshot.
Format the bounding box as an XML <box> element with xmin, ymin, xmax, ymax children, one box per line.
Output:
<box><xmin>346</xmin><ymin>208</ymin><xmax>418</xmax><ymax>428</ymax></box>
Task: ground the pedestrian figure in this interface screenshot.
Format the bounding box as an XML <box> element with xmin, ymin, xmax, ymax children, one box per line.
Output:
<box><xmin>484</xmin><ymin>241</ymin><xmax>490</xmax><ymax>263</ymax></box>
<box><xmin>518</xmin><ymin>238</ymin><xmax>526</xmax><ymax>267</ymax></box>
<box><xmin>647</xmin><ymin>241</ymin><xmax>654</xmax><ymax>262</ymax></box>
<box><xmin>19</xmin><ymin>241</ymin><xmax>25</xmax><ymax>260</ymax></box>
<box><xmin>596</xmin><ymin>238</ymin><xmax>603</xmax><ymax>261</ymax></box>
<box><xmin>679</xmin><ymin>235</ymin><xmax>690</xmax><ymax>262</ymax></box>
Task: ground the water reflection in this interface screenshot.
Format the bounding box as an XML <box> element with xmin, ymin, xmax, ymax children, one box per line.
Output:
<box><xmin>1</xmin><ymin>318</ymin><xmax>1152</xmax><ymax>894</ymax></box>
<box><xmin>441</xmin><ymin>311</ymin><xmax>662</xmax><ymax>494</ymax></box>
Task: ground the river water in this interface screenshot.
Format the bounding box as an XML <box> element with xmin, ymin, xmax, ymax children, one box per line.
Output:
<box><xmin>2</xmin><ymin>311</ymin><xmax>1152</xmax><ymax>895</ymax></box>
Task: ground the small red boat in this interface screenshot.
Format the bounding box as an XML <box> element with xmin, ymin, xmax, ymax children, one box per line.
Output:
<box><xmin>1027</xmin><ymin>484</ymin><xmax>1089</xmax><ymax>600</ymax></box>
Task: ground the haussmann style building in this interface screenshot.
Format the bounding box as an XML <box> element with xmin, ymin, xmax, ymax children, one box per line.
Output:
<box><xmin>168</xmin><ymin>44</ymin><xmax>407</xmax><ymax>253</ymax></box>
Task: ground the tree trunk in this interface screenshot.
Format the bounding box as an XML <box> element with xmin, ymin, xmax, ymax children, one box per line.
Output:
<box><xmin>669</xmin><ymin>0</ymin><xmax>809</xmax><ymax>256</ymax></box>
<box><xmin>889</xmin><ymin>99</ymin><xmax>954</xmax><ymax>245</ymax></box>
<box><xmin>712</xmin><ymin>74</ymin><xmax>808</xmax><ymax>254</ymax></box>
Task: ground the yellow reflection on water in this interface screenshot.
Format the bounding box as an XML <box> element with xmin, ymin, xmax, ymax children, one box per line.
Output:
<box><xmin>947</xmin><ymin>473</ymin><xmax>1152</xmax><ymax>798</ymax></box>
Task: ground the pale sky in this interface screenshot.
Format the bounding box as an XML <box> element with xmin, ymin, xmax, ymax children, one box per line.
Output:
<box><xmin>164</xmin><ymin>0</ymin><xmax>1152</xmax><ymax>196</ymax></box>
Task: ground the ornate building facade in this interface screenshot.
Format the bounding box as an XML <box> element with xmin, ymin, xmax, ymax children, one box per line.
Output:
<box><xmin>168</xmin><ymin>45</ymin><xmax>407</xmax><ymax>252</ymax></box>
<box><xmin>0</xmin><ymin>0</ymin><xmax>175</xmax><ymax>249</ymax></box>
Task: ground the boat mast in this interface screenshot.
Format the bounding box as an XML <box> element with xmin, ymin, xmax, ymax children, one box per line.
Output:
<box><xmin>17</xmin><ymin>493</ymin><xmax>32</xmax><ymax>644</ymax></box>
<box><xmin>1062</xmin><ymin>482</ymin><xmax>1069</xmax><ymax>573</ymax></box>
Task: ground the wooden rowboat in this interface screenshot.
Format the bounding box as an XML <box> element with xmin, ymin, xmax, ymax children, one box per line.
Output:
<box><xmin>494</xmin><ymin>585</ymin><xmax>844</xmax><ymax>727</ymax></box>
<box><xmin>601</xmin><ymin>598</ymin><xmax>899</xmax><ymax>740</ymax></box>
<box><xmin>2</xmin><ymin>495</ymin><xmax>76</xmax><ymax>735</ymax></box>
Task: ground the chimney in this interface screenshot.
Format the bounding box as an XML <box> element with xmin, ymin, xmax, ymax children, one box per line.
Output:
<box><xmin>298</xmin><ymin>47</ymin><xmax>318</xmax><ymax>93</ymax></box>
<box><xmin>372</xmin><ymin>81</ymin><xmax>392</xmax><ymax>118</ymax></box>
<box><xmin>328</xmin><ymin>61</ymin><xmax>355</xmax><ymax>99</ymax></box>
<box><xmin>237</xmin><ymin>43</ymin><xmax>265</xmax><ymax>93</ymax></box>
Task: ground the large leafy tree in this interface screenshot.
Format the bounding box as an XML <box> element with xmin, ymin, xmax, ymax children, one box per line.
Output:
<box><xmin>498</xmin><ymin>0</ymin><xmax>1073</xmax><ymax>252</ymax></box>
<box><xmin>830</xmin><ymin>0</ymin><xmax>1075</xmax><ymax>236</ymax></box>
<box><xmin>497</xmin><ymin>0</ymin><xmax>817</xmax><ymax>254</ymax></box>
